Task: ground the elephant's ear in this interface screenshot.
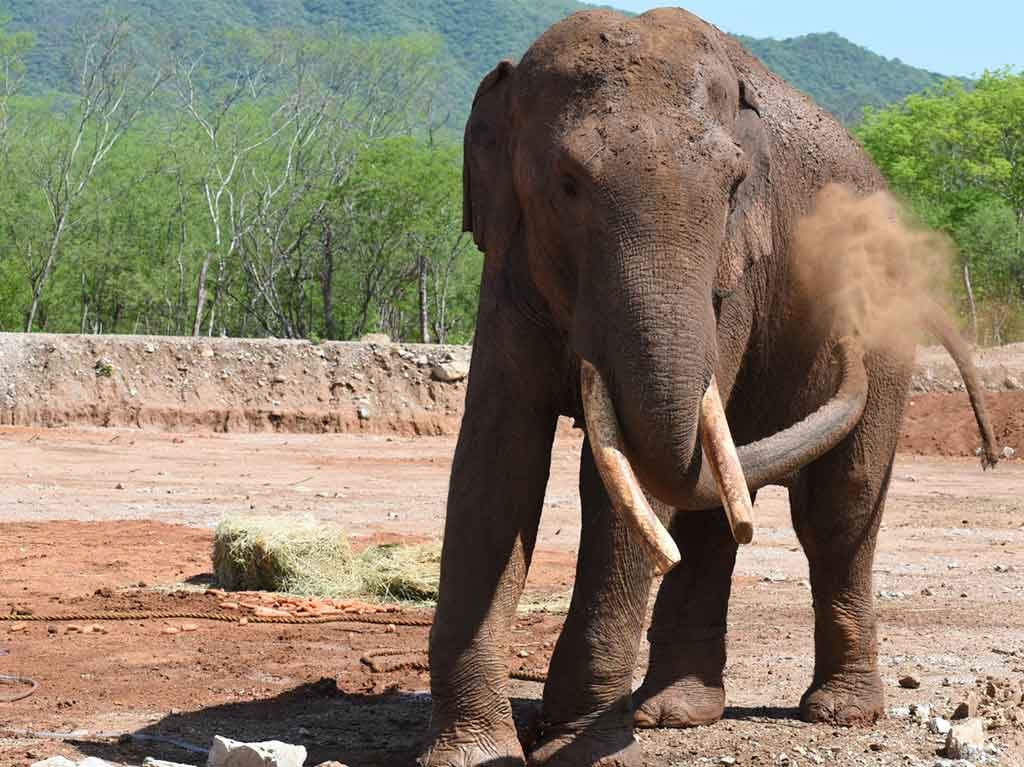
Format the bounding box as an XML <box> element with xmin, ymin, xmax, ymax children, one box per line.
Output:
<box><xmin>717</xmin><ymin>80</ymin><xmax>773</xmax><ymax>297</ymax></box>
<box><xmin>463</xmin><ymin>61</ymin><xmax>519</xmax><ymax>262</ymax></box>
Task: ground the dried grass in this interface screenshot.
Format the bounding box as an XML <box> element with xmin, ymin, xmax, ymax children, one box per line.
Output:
<box><xmin>212</xmin><ymin>515</ymin><xmax>441</xmax><ymax>603</ymax></box>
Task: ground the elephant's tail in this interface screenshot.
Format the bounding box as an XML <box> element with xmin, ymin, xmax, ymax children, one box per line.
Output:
<box><xmin>921</xmin><ymin>300</ymin><xmax>1000</xmax><ymax>469</ymax></box>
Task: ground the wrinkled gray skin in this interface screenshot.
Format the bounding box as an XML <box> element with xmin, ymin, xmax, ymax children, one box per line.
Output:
<box><xmin>419</xmin><ymin>8</ymin><xmax>987</xmax><ymax>767</ymax></box>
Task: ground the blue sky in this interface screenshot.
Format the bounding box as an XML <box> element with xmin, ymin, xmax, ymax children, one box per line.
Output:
<box><xmin>602</xmin><ymin>1</ymin><xmax>1020</xmax><ymax>77</ymax></box>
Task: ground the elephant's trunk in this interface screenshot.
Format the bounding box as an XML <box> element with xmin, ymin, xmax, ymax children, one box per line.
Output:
<box><xmin>581</xmin><ymin>336</ymin><xmax>868</xmax><ymax>573</ymax></box>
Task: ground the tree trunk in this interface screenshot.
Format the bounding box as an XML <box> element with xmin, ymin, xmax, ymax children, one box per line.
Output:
<box><xmin>320</xmin><ymin>218</ymin><xmax>335</xmax><ymax>339</ymax></box>
<box><xmin>192</xmin><ymin>252</ymin><xmax>213</xmax><ymax>336</ymax></box>
<box><xmin>963</xmin><ymin>261</ymin><xmax>978</xmax><ymax>345</ymax></box>
<box><xmin>418</xmin><ymin>253</ymin><xmax>431</xmax><ymax>344</ymax></box>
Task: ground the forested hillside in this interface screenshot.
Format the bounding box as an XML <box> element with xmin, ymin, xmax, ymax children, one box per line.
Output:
<box><xmin>0</xmin><ymin>4</ymin><xmax>1012</xmax><ymax>347</ymax></box>
<box><xmin>5</xmin><ymin>0</ymin><xmax>952</xmax><ymax>125</ymax></box>
<box><xmin>740</xmin><ymin>32</ymin><xmax>951</xmax><ymax>124</ymax></box>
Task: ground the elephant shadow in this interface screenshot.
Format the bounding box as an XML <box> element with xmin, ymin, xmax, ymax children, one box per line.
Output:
<box><xmin>70</xmin><ymin>677</ymin><xmax>543</xmax><ymax>766</ymax></box>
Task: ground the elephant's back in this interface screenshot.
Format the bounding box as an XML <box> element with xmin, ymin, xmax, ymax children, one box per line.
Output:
<box><xmin>718</xmin><ymin>32</ymin><xmax>887</xmax><ymax>206</ymax></box>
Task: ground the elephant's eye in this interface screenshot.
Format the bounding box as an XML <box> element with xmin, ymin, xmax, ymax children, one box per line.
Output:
<box><xmin>560</xmin><ymin>174</ymin><xmax>579</xmax><ymax>199</ymax></box>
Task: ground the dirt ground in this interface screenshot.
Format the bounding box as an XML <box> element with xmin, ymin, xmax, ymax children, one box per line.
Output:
<box><xmin>1</xmin><ymin>426</ymin><xmax>1023</xmax><ymax>767</ymax></box>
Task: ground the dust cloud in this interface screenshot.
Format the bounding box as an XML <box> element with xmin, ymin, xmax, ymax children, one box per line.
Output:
<box><xmin>792</xmin><ymin>184</ymin><xmax>955</xmax><ymax>350</ymax></box>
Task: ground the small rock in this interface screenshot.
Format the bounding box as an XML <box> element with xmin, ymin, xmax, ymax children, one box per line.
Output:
<box><xmin>944</xmin><ymin>718</ymin><xmax>986</xmax><ymax>761</ymax></box>
<box><xmin>356</xmin><ymin>404</ymin><xmax>372</xmax><ymax>421</ymax></box>
<box><xmin>1005</xmin><ymin>375</ymin><xmax>1022</xmax><ymax>390</ymax></box>
<box><xmin>206</xmin><ymin>735</ymin><xmax>307</xmax><ymax>767</ymax></box>
<box><xmin>254</xmin><ymin>606</ymin><xmax>291</xmax><ymax>618</ymax></box>
<box><xmin>952</xmin><ymin>691</ymin><xmax>979</xmax><ymax>720</ymax></box>
<box><xmin>899</xmin><ymin>675</ymin><xmax>921</xmax><ymax>689</ymax></box>
<box><xmin>888</xmin><ymin>705</ymin><xmax>911</xmax><ymax>718</ymax></box>
<box><xmin>30</xmin><ymin>758</ymin><xmax>77</xmax><ymax>767</ymax></box>
<box><xmin>929</xmin><ymin>716</ymin><xmax>953</xmax><ymax>735</ymax></box>
<box><xmin>719</xmin><ymin>758</ymin><xmax>737</xmax><ymax>766</ymax></box>
<box><xmin>994</xmin><ymin>564</ymin><xmax>1015</xmax><ymax>573</ymax></box>
<box><xmin>162</xmin><ymin>626</ymin><xmax>180</xmax><ymax>635</ymax></box>
<box><xmin>1002</xmin><ymin>446</ymin><xmax>1016</xmax><ymax>460</ymax></box>
<box><xmin>143</xmin><ymin>342</ymin><xmax>156</xmax><ymax>353</ymax></box>
<box><xmin>431</xmin><ymin>360</ymin><xmax>470</xmax><ymax>383</ymax></box>
<box><xmin>144</xmin><ymin>759</ymin><xmax>195</xmax><ymax>767</ymax></box>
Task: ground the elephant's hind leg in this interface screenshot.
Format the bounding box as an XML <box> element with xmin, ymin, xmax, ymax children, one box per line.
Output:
<box><xmin>528</xmin><ymin>438</ymin><xmax>653</xmax><ymax>767</ymax></box>
<box><xmin>632</xmin><ymin>508</ymin><xmax>738</xmax><ymax>729</ymax></box>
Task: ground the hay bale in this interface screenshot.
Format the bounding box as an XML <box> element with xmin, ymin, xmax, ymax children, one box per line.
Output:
<box><xmin>212</xmin><ymin>515</ymin><xmax>441</xmax><ymax>602</ymax></box>
<box><xmin>213</xmin><ymin>516</ymin><xmax>359</xmax><ymax>596</ymax></box>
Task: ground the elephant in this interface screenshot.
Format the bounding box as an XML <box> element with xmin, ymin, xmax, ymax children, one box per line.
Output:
<box><xmin>419</xmin><ymin>8</ymin><xmax>999</xmax><ymax>767</ymax></box>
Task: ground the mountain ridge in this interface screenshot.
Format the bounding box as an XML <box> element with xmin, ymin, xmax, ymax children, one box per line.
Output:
<box><xmin>2</xmin><ymin>0</ymin><xmax>953</xmax><ymax>123</ymax></box>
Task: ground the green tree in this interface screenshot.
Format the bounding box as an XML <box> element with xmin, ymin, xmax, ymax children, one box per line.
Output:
<box><xmin>859</xmin><ymin>70</ymin><xmax>1024</xmax><ymax>343</ymax></box>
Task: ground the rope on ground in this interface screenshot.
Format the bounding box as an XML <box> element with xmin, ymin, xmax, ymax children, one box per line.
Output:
<box><xmin>0</xmin><ymin>610</ymin><xmax>432</xmax><ymax>626</ymax></box>
<box><xmin>0</xmin><ymin>673</ymin><xmax>39</xmax><ymax>703</ymax></box>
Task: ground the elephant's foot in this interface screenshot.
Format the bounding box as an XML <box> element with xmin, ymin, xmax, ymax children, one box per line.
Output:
<box><xmin>527</xmin><ymin>724</ymin><xmax>642</xmax><ymax>767</ymax></box>
<box><xmin>418</xmin><ymin>726</ymin><xmax>526</xmax><ymax>767</ymax></box>
<box><xmin>799</xmin><ymin>670</ymin><xmax>885</xmax><ymax>726</ymax></box>
<box><xmin>633</xmin><ymin>637</ymin><xmax>725</xmax><ymax>729</ymax></box>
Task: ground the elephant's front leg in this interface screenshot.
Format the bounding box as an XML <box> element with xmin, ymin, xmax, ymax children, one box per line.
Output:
<box><xmin>529</xmin><ymin>438</ymin><xmax>653</xmax><ymax>767</ymax></box>
<box><xmin>788</xmin><ymin>352</ymin><xmax>907</xmax><ymax>727</ymax></box>
<box><xmin>633</xmin><ymin>509</ymin><xmax>738</xmax><ymax>729</ymax></box>
<box><xmin>420</xmin><ymin>407</ymin><xmax>556</xmax><ymax>766</ymax></box>
<box><xmin>419</xmin><ymin>305</ymin><xmax>563</xmax><ymax>765</ymax></box>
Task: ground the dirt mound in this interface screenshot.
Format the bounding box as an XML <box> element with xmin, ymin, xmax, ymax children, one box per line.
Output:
<box><xmin>1</xmin><ymin>332</ymin><xmax>1022</xmax><ymax>459</ymax></box>
<box><xmin>901</xmin><ymin>390</ymin><xmax>1024</xmax><ymax>459</ymax></box>
<box><xmin>0</xmin><ymin>332</ymin><xmax>469</xmax><ymax>436</ymax></box>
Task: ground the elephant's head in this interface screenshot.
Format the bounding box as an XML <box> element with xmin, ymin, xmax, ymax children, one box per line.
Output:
<box><xmin>463</xmin><ymin>10</ymin><xmax>866</xmax><ymax>570</ymax></box>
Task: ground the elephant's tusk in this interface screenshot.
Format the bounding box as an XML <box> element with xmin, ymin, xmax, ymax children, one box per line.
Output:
<box><xmin>580</xmin><ymin>360</ymin><xmax>682</xmax><ymax>575</ymax></box>
<box><xmin>698</xmin><ymin>376</ymin><xmax>755</xmax><ymax>544</ymax></box>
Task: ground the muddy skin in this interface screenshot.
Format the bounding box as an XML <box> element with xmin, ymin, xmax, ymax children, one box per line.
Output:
<box><xmin>422</xmin><ymin>7</ymin><xmax>998</xmax><ymax>767</ymax></box>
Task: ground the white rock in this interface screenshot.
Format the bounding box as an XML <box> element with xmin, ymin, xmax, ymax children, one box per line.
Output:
<box><xmin>207</xmin><ymin>735</ymin><xmax>307</xmax><ymax>767</ymax></box>
<box><xmin>144</xmin><ymin>759</ymin><xmax>197</xmax><ymax>767</ymax></box>
<box><xmin>431</xmin><ymin>360</ymin><xmax>469</xmax><ymax>383</ymax></box>
<box><xmin>944</xmin><ymin>718</ymin><xmax>986</xmax><ymax>761</ymax></box>
<box><xmin>929</xmin><ymin>716</ymin><xmax>953</xmax><ymax>735</ymax></box>
<box><xmin>30</xmin><ymin>758</ymin><xmax>77</xmax><ymax>767</ymax></box>
<box><xmin>911</xmin><ymin>702</ymin><xmax>931</xmax><ymax>721</ymax></box>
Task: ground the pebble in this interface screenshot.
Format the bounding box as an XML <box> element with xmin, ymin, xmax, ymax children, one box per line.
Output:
<box><xmin>952</xmin><ymin>691</ymin><xmax>979</xmax><ymax>719</ymax></box>
<box><xmin>253</xmin><ymin>606</ymin><xmax>291</xmax><ymax>618</ymax></box>
<box><xmin>944</xmin><ymin>718</ymin><xmax>986</xmax><ymax>761</ymax></box>
<box><xmin>719</xmin><ymin>758</ymin><xmax>737</xmax><ymax>766</ymax></box>
<box><xmin>161</xmin><ymin>626</ymin><xmax>180</xmax><ymax>635</ymax></box>
<box><xmin>899</xmin><ymin>675</ymin><xmax>921</xmax><ymax>689</ymax></box>
<box><xmin>928</xmin><ymin>716</ymin><xmax>953</xmax><ymax>735</ymax></box>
